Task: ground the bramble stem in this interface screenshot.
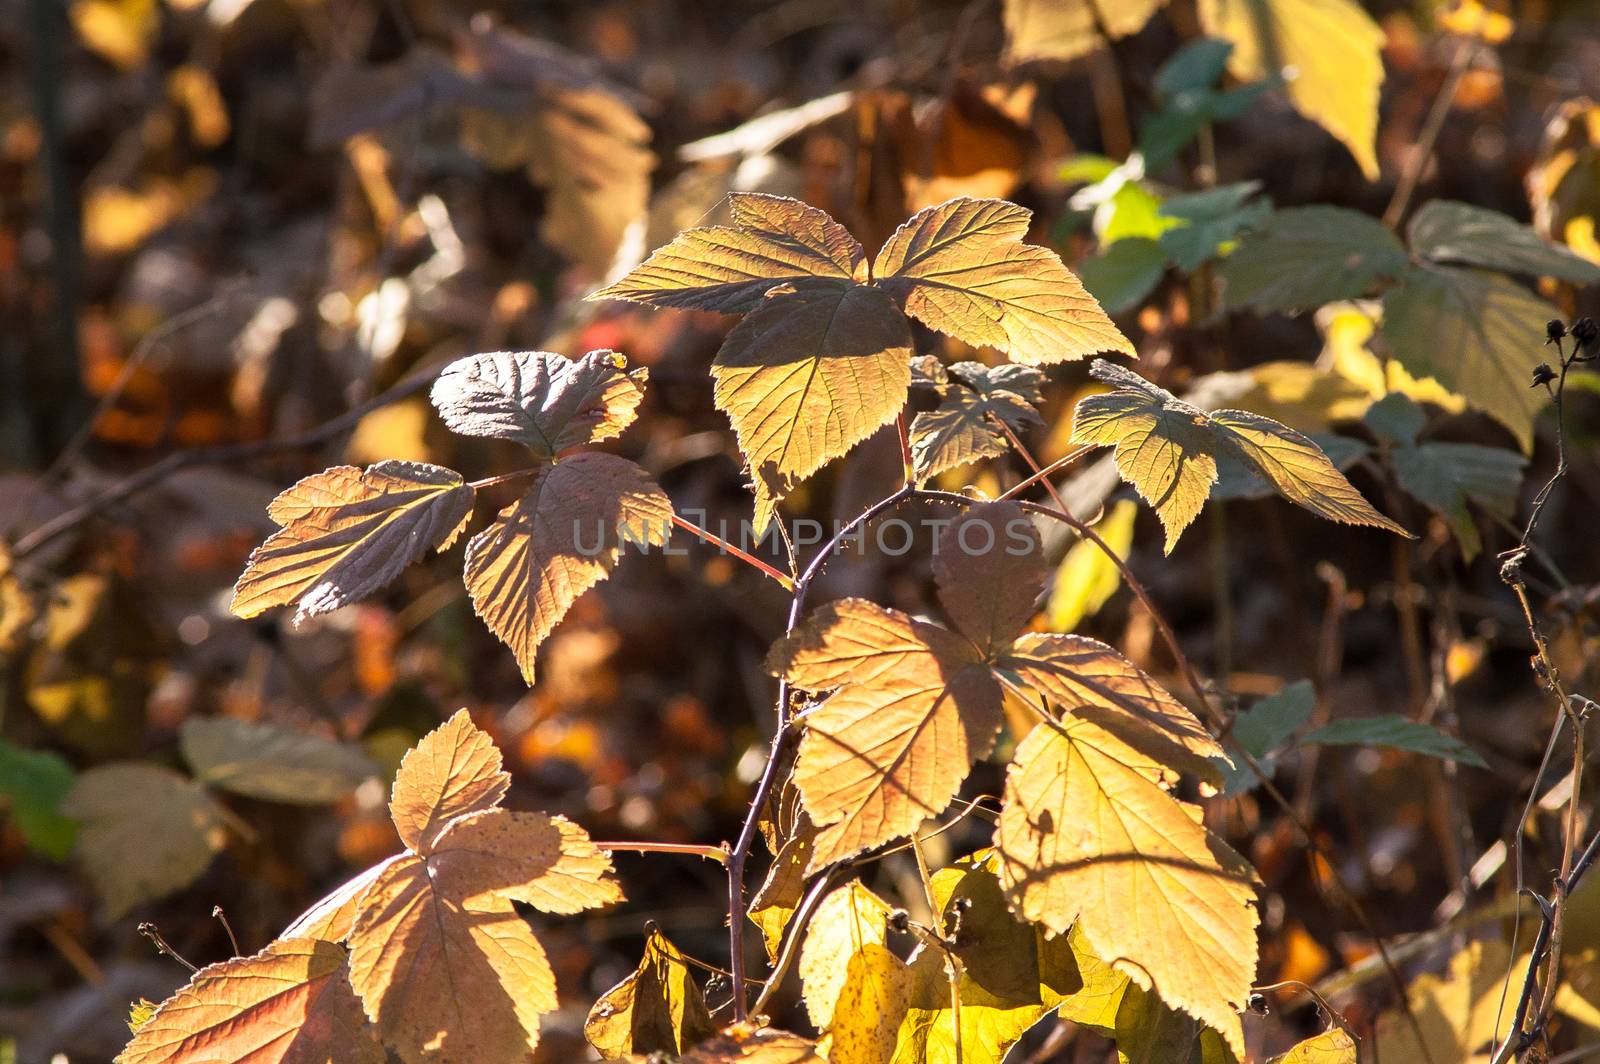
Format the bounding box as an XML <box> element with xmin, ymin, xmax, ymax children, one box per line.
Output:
<box><xmin>597</xmin><ymin>841</ymin><xmax>729</xmax><ymax>864</ymax></box>
<box><xmin>670</xmin><ymin>513</ymin><xmax>795</xmax><ymax>590</ymax></box>
<box><xmin>996</xmin><ymin>445</ymin><xmax>1094</xmax><ymax>501</ymax></box>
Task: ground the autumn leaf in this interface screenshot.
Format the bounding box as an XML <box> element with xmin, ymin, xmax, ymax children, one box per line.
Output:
<box><xmin>282</xmin><ymin>856</ymin><xmax>404</xmax><ymax>943</ymax></box>
<box><xmin>1199</xmin><ymin>0</ymin><xmax>1385</xmax><ymax>179</ymax></box>
<box><xmin>1271</xmin><ymin>1027</ymin><xmax>1358</xmax><ymax>1063</ymax></box>
<box><xmin>464</xmin><ymin>452</ymin><xmax>672</xmax><ymax>684</ymax></box>
<box><xmin>1372</xmin><ymin>938</ymin><xmax>1518</xmax><ymax>1062</ymax></box>
<box><xmin>829</xmin><ymin>945</ymin><xmax>913</xmax><ymax>1064</ymax></box>
<box><xmin>908</xmin><ymin>358</ymin><xmax>1045</xmax><ymax>480</ymax></box>
<box><xmin>592</xmin><ymin>192</ymin><xmax>868</xmax><ymax>312</ymax></box>
<box><xmin>117</xmin><ymin>938</ymin><xmax>383</xmax><ymax>1064</ymax></box>
<box><xmin>63</xmin><ymin>763</ymin><xmax>229</xmax><ymax>917</ymax></box>
<box><xmin>586</xmin><ymin>927</ymin><xmax>717</xmax><ymax>1058</ymax></box>
<box><xmin>712</xmin><ymin>279</ymin><xmax>913</xmax><ymax>530</ymax></box>
<box><xmin>1002</xmin><ymin>0</ymin><xmax>1165</xmax><ymax>64</ymax></box>
<box><xmin>777</xmin><ymin>503</ymin><xmax>1215</xmax><ymax>869</ymax></box>
<box><xmin>799</xmin><ymin>882</ymin><xmax>895</xmax><ymax>1031</ymax></box>
<box><xmin>622</xmin><ymin>1024</ymin><xmax>822</xmax><ymax>1062</ymax></box>
<box><xmin>179</xmin><ymin>717</ymin><xmax>378</xmax><ymax>805</ymax></box>
<box><xmin>998</xmin><ymin>717</ymin><xmax>1260</xmax><ymax>1057</ymax></box>
<box><xmin>346</xmin><ymin>710</ymin><xmax>622</xmax><ymax>1062</ymax></box>
<box><xmin>231</xmin><ymin>461</ymin><xmax>475</xmax><ymax>622</ymax></box>
<box><xmin>874</xmin><ymin>197</ymin><xmax>1134</xmax><ymax>364</ymax></box>
<box><xmin>1073</xmin><ymin>360</ymin><xmax>1407</xmax><ymax>552</ymax></box>
<box><xmin>429</xmin><ymin>349</ymin><xmax>648</xmax><ymax>458</ymax></box>
<box><xmin>1527</xmin><ymin>98</ymin><xmax>1600</xmax><ymax>265</ymax></box>
<box><xmin>1047</xmin><ymin>499</ymin><xmax>1136</xmax><ymax>633</ymax></box>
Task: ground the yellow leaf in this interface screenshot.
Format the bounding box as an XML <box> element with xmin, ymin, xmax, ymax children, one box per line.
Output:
<box><xmin>429</xmin><ymin>350</ymin><xmax>647</xmax><ymax>459</ymax></box>
<box><xmin>230</xmin><ymin>462</ymin><xmax>475</xmax><ymax>622</ymax></box>
<box><xmin>83</xmin><ymin>170</ymin><xmax>217</xmax><ymax>255</ymax></box>
<box><xmin>829</xmin><ymin>944</ymin><xmax>914</xmax><ymax>1064</ymax></box>
<box><xmin>1199</xmin><ymin>0</ymin><xmax>1385</xmax><ymax>180</ymax></box>
<box><xmin>592</xmin><ymin>193</ymin><xmax>868</xmax><ymax>313</ymax></box>
<box><xmin>1047</xmin><ymin>499</ymin><xmax>1136</xmax><ymax>632</ymax></box>
<box><xmin>649</xmin><ymin>1024</ymin><xmax>821</xmax><ymax>1062</ymax></box>
<box><xmin>799</xmin><ymin>882</ymin><xmax>894</xmax><ymax>1030</ymax></box>
<box><xmin>586</xmin><ymin>927</ymin><xmax>718</xmax><ymax>1058</ymax></box>
<box><xmin>1270</xmin><ymin>1027</ymin><xmax>1358</xmax><ymax>1063</ymax></box>
<box><xmin>998</xmin><ymin>718</ymin><xmax>1260</xmax><ymax>1057</ymax></box>
<box><xmin>63</xmin><ymin>764</ymin><xmax>228</xmax><ymax>918</ymax></box>
<box><xmin>908</xmin><ymin>359</ymin><xmax>1045</xmax><ymax>481</ymax></box>
<box><xmin>388</xmin><ymin>708</ymin><xmax>510</xmax><ymax>854</ymax></box>
<box><xmin>117</xmin><ymin>938</ymin><xmax>383</xmax><ymax>1064</ymax></box>
<box><xmin>875</xmin><ymin>197</ymin><xmax>1134</xmax><ymax>364</ymax></box>
<box><xmin>1527</xmin><ymin>98</ymin><xmax>1600</xmax><ymax>267</ymax></box>
<box><xmin>1183</xmin><ymin>362</ymin><xmax>1375</xmax><ymax>434</ymax></box>
<box><xmin>464</xmin><ymin>453</ymin><xmax>672</xmax><ymax>684</ymax></box>
<box><xmin>712</xmin><ymin>280</ymin><xmax>913</xmax><ymax>531</ymax></box>
<box><xmin>1074</xmin><ymin>360</ymin><xmax>1406</xmax><ymax>552</ymax></box>
<box><xmin>282</xmin><ymin>856</ymin><xmax>404</xmax><ymax>943</ymax></box>
<box><xmin>1002</xmin><ymin>0</ymin><xmax>1166</xmax><ymax>64</ymax></box>
<box><xmin>1114</xmin><ymin>981</ymin><xmax>1202</xmax><ymax>1063</ymax></box>
<box><xmin>999</xmin><ymin>632</ymin><xmax>1225</xmax><ymax>783</ymax></box>
<box><xmin>179</xmin><ymin>717</ymin><xmax>377</xmax><ymax>805</ymax></box>
<box><xmin>1372</xmin><ymin>938</ymin><xmax>1519</xmax><ymax>1062</ymax></box>
<box><xmin>1316</xmin><ymin>303</ymin><xmax>1465</xmax><ymax>413</ymax></box>
<box><xmin>748</xmin><ymin>826</ymin><xmax>813</xmax><ymax>963</ymax></box>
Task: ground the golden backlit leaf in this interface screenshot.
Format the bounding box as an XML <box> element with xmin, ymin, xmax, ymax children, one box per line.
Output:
<box><xmin>1317</xmin><ymin>303</ymin><xmax>1466</xmax><ymax>413</ymax></box>
<box><xmin>1002</xmin><ymin>0</ymin><xmax>1166</xmax><ymax>64</ymax></box>
<box><xmin>1047</xmin><ymin>499</ymin><xmax>1136</xmax><ymax>633</ymax></box>
<box><xmin>828</xmin><ymin>945</ymin><xmax>913</xmax><ymax>1064</ymax></box>
<box><xmin>874</xmin><ymin>197</ymin><xmax>1134</xmax><ymax>364</ymax></box>
<box><xmin>1527</xmin><ymin>98</ymin><xmax>1600</xmax><ymax>266</ymax></box>
<box><xmin>748</xmin><ymin>826</ymin><xmax>813</xmax><ymax>963</ymax></box>
<box><xmin>998</xmin><ymin>719</ymin><xmax>1260</xmax><ymax>1057</ymax></box>
<box><xmin>84</xmin><ymin>170</ymin><xmax>217</xmax><ymax>255</ymax></box>
<box><xmin>1000</xmin><ymin>632</ymin><xmax>1224</xmax><ymax>783</ymax></box>
<box><xmin>388</xmin><ymin>709</ymin><xmax>510</xmax><ymax>854</ymax></box>
<box><xmin>592</xmin><ymin>193</ymin><xmax>867</xmax><ymax>313</ymax></box>
<box><xmin>653</xmin><ymin>1025</ymin><xmax>821</xmax><ymax>1062</ymax></box>
<box><xmin>780</xmin><ymin>602</ymin><xmax>1001</xmax><ymax>869</ymax></box>
<box><xmin>799</xmin><ymin>882</ymin><xmax>894</xmax><ymax>1031</ymax></box>
<box><xmin>179</xmin><ymin>717</ymin><xmax>378</xmax><ymax>805</ymax></box>
<box><xmin>63</xmin><ymin>763</ymin><xmax>229</xmax><ymax>918</ymax></box>
<box><xmin>712</xmin><ymin>280</ymin><xmax>913</xmax><ymax>532</ymax></box>
<box><xmin>1074</xmin><ymin>361</ymin><xmax>1405</xmax><ymax>552</ymax></box>
<box><xmin>463</xmin><ymin>453</ymin><xmax>672</xmax><ymax>684</ymax></box>
<box><xmin>932</xmin><ymin>503</ymin><xmax>1047</xmax><ymax>656</ymax></box>
<box><xmin>1199</xmin><ymin>0</ymin><xmax>1385</xmax><ymax>179</ymax></box>
<box><xmin>282</xmin><ymin>856</ymin><xmax>403</xmax><ymax>943</ymax></box>
<box><xmin>117</xmin><ymin>938</ymin><xmax>382</xmax><ymax>1064</ymax></box>
<box><xmin>231</xmin><ymin>462</ymin><xmax>475</xmax><ymax>623</ymax></box>
<box><xmin>585</xmin><ymin>927</ymin><xmax>717</xmax><ymax>1058</ymax></box>
<box><xmin>1371</xmin><ymin>938</ymin><xmax>1518</xmax><ymax>1063</ymax></box>
<box><xmin>347</xmin><ymin>804</ymin><xmax>620</xmax><ymax>1062</ymax></box>
<box><xmin>909</xmin><ymin>359</ymin><xmax>1045</xmax><ymax>481</ymax></box>
<box><xmin>429</xmin><ymin>350</ymin><xmax>647</xmax><ymax>458</ymax></box>
<box><xmin>1270</xmin><ymin>1027</ymin><xmax>1358</xmax><ymax>1063</ymax></box>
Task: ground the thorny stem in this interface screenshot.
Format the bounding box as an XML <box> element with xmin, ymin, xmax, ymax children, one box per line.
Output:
<box><xmin>897</xmin><ymin>411</ymin><xmax>915</xmax><ymax>486</ymax></box>
<box><xmin>996</xmin><ymin>444</ymin><xmax>1095</xmax><ymax>501</ymax></box>
<box><xmin>726</xmin><ymin>484</ymin><xmax>917</xmax><ymax>1020</ymax></box>
<box><xmin>598</xmin><ymin>841</ymin><xmax>730</xmax><ymax>864</ymax></box>
<box><xmin>1492</xmin><ymin>332</ymin><xmax>1592</xmax><ymax>1062</ymax></box>
<box><xmin>670</xmin><ymin>513</ymin><xmax>795</xmax><ymax>590</ymax></box>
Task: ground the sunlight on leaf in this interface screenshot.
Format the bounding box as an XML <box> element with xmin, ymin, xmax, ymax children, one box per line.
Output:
<box><xmin>1372</xmin><ymin>938</ymin><xmax>1518</xmax><ymax>1062</ymax></box>
<box><xmin>1001</xmin><ymin>0</ymin><xmax>1165</xmax><ymax>64</ymax></box>
<box><xmin>388</xmin><ymin>708</ymin><xmax>510</xmax><ymax>853</ymax></box>
<box><xmin>586</xmin><ymin>927</ymin><xmax>717</xmax><ymax>1058</ymax></box>
<box><xmin>800</xmin><ymin>882</ymin><xmax>894</xmax><ymax>1032</ymax></box>
<box><xmin>116</xmin><ymin>938</ymin><xmax>383</xmax><ymax>1064</ymax></box>
<box><xmin>1527</xmin><ymin>98</ymin><xmax>1600</xmax><ymax>266</ymax></box>
<box><xmin>998</xmin><ymin>718</ymin><xmax>1259</xmax><ymax>1057</ymax></box>
<box><xmin>430</xmin><ymin>350</ymin><xmax>647</xmax><ymax>459</ymax></box>
<box><xmin>464</xmin><ymin>453</ymin><xmax>671</xmax><ymax>685</ymax></box>
<box><xmin>1270</xmin><ymin>1027</ymin><xmax>1358</xmax><ymax>1063</ymax></box>
<box><xmin>908</xmin><ymin>359</ymin><xmax>1044</xmax><ymax>481</ymax></box>
<box><xmin>231</xmin><ymin>461</ymin><xmax>475</xmax><ymax>623</ymax></box>
<box><xmin>1046</xmin><ymin>499</ymin><xmax>1136</xmax><ymax>633</ymax></box>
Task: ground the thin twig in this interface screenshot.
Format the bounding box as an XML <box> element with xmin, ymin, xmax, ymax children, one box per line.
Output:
<box><xmin>138</xmin><ymin>923</ymin><xmax>198</xmax><ymax>973</ymax></box>
<box><xmin>211</xmin><ymin>907</ymin><xmax>241</xmax><ymax>956</ymax></box>
<box><xmin>1383</xmin><ymin>39</ymin><xmax>1477</xmax><ymax>228</ymax></box>
<box><xmin>598</xmin><ymin>841</ymin><xmax>730</xmax><ymax>865</ymax></box>
<box><xmin>671</xmin><ymin>513</ymin><xmax>795</xmax><ymax>590</ymax></box>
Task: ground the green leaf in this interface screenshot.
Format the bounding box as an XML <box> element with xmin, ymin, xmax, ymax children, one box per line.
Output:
<box><xmin>179</xmin><ymin>717</ymin><xmax>379</xmax><ymax>805</ymax></box>
<box><xmin>1215</xmin><ymin>680</ymin><xmax>1317</xmax><ymax>795</ymax></box>
<box><xmin>1220</xmin><ymin>207</ymin><xmax>1408</xmax><ymax>313</ymax></box>
<box><xmin>1363</xmin><ymin>393</ymin><xmax>1426</xmax><ymax>447</ymax></box>
<box><xmin>1409</xmin><ymin>200</ymin><xmax>1600</xmax><ymax>284</ymax></box>
<box><xmin>1101</xmin><ymin>184</ymin><xmax>1178</xmax><ymax>244</ymax></box>
<box><xmin>1158</xmin><ymin>183</ymin><xmax>1270</xmax><ymax>272</ymax></box>
<box><xmin>1380</xmin><ymin>265</ymin><xmax>1559</xmax><ymax>451</ymax></box>
<box><xmin>1301</xmin><ymin>715</ymin><xmax>1487</xmax><ymax>767</ymax></box>
<box><xmin>1155</xmin><ymin>39</ymin><xmax>1233</xmax><ymax>96</ymax></box>
<box><xmin>1078</xmin><ymin>238</ymin><xmax>1168</xmax><ymax>313</ymax></box>
<box><xmin>1390</xmin><ymin>441</ymin><xmax>1527</xmax><ymax>559</ymax></box>
<box><xmin>0</xmin><ymin>738</ymin><xmax>78</xmax><ymax>859</ymax></box>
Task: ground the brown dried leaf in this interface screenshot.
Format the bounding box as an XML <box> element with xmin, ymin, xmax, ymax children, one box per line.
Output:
<box><xmin>592</xmin><ymin>193</ymin><xmax>868</xmax><ymax>313</ymax></box>
<box><xmin>463</xmin><ymin>453</ymin><xmax>672</xmax><ymax>684</ymax></box>
<box><xmin>117</xmin><ymin>938</ymin><xmax>383</xmax><ymax>1064</ymax></box>
<box><xmin>63</xmin><ymin>763</ymin><xmax>228</xmax><ymax>918</ymax></box>
<box><xmin>388</xmin><ymin>708</ymin><xmax>510</xmax><ymax>854</ymax></box>
<box><xmin>231</xmin><ymin>462</ymin><xmax>475</xmax><ymax>622</ymax></box>
<box><xmin>429</xmin><ymin>350</ymin><xmax>647</xmax><ymax>458</ymax></box>
<box><xmin>874</xmin><ymin>197</ymin><xmax>1134</xmax><ymax>364</ymax></box>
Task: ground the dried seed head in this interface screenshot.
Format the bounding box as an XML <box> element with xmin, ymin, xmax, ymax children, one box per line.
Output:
<box><xmin>1547</xmin><ymin>319</ymin><xmax>1568</xmax><ymax>343</ymax></box>
<box><xmin>1532</xmin><ymin>363</ymin><xmax>1558</xmax><ymax>388</ymax></box>
<box><xmin>1572</xmin><ymin>317</ymin><xmax>1599</xmax><ymax>348</ymax></box>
